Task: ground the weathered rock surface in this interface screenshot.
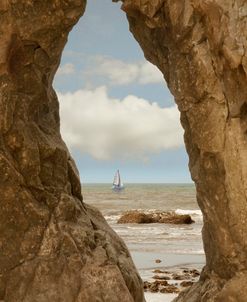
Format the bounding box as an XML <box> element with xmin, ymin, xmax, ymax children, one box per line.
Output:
<box><xmin>119</xmin><ymin>0</ymin><xmax>247</xmax><ymax>301</ymax></box>
<box><xmin>0</xmin><ymin>1</ymin><xmax>144</xmax><ymax>301</ymax></box>
<box><xmin>118</xmin><ymin>211</ymin><xmax>194</xmax><ymax>224</ymax></box>
<box><xmin>2</xmin><ymin>0</ymin><xmax>247</xmax><ymax>301</ymax></box>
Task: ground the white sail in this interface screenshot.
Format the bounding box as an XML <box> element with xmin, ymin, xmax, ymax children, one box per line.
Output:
<box><xmin>113</xmin><ymin>170</ymin><xmax>120</xmax><ymax>186</ymax></box>
<box><xmin>112</xmin><ymin>170</ymin><xmax>124</xmax><ymax>190</ymax></box>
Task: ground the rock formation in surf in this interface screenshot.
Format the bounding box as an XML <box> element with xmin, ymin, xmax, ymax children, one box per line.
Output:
<box><xmin>117</xmin><ymin>211</ymin><xmax>194</xmax><ymax>224</ymax></box>
<box><xmin>119</xmin><ymin>0</ymin><xmax>247</xmax><ymax>301</ymax></box>
<box><xmin>0</xmin><ymin>1</ymin><xmax>144</xmax><ymax>301</ymax></box>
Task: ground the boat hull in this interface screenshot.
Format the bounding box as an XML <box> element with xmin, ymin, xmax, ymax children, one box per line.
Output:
<box><xmin>112</xmin><ymin>185</ymin><xmax>124</xmax><ymax>192</ymax></box>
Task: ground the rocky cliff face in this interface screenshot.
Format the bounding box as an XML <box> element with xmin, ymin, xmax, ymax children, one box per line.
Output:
<box><xmin>120</xmin><ymin>0</ymin><xmax>247</xmax><ymax>301</ymax></box>
<box><xmin>0</xmin><ymin>1</ymin><xmax>144</xmax><ymax>301</ymax></box>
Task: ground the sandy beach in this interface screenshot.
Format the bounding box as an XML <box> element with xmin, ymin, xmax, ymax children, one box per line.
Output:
<box><xmin>145</xmin><ymin>293</ymin><xmax>177</xmax><ymax>302</ymax></box>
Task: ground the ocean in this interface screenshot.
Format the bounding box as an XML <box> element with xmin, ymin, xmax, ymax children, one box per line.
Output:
<box><xmin>83</xmin><ymin>184</ymin><xmax>205</xmax><ymax>302</ymax></box>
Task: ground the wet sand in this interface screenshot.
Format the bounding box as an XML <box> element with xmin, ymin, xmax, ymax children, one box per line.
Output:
<box><xmin>131</xmin><ymin>251</ymin><xmax>205</xmax><ymax>270</ymax></box>
<box><xmin>130</xmin><ymin>251</ymin><xmax>205</xmax><ymax>302</ymax></box>
<box><xmin>145</xmin><ymin>292</ymin><xmax>177</xmax><ymax>302</ymax></box>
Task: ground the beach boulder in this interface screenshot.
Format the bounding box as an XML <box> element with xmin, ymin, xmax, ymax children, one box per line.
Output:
<box><xmin>159</xmin><ymin>213</ymin><xmax>194</xmax><ymax>224</ymax></box>
<box><xmin>117</xmin><ymin>211</ymin><xmax>194</xmax><ymax>224</ymax></box>
<box><xmin>117</xmin><ymin>211</ymin><xmax>154</xmax><ymax>224</ymax></box>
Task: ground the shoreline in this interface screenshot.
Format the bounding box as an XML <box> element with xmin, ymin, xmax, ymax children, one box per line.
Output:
<box><xmin>130</xmin><ymin>251</ymin><xmax>205</xmax><ymax>270</ymax></box>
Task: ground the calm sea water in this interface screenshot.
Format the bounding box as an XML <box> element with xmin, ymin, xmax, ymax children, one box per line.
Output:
<box><xmin>83</xmin><ymin>183</ymin><xmax>198</xmax><ymax>213</ymax></box>
<box><xmin>83</xmin><ymin>184</ymin><xmax>205</xmax><ymax>302</ymax></box>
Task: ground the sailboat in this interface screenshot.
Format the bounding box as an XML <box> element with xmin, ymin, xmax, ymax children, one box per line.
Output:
<box><xmin>112</xmin><ymin>169</ymin><xmax>124</xmax><ymax>191</ymax></box>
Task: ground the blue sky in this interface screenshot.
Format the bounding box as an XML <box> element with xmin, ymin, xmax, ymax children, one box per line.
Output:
<box><xmin>54</xmin><ymin>0</ymin><xmax>191</xmax><ymax>183</ymax></box>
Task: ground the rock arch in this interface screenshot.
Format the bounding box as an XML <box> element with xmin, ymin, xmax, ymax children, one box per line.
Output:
<box><xmin>0</xmin><ymin>1</ymin><xmax>246</xmax><ymax>302</ymax></box>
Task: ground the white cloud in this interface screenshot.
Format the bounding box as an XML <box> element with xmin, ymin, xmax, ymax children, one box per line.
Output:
<box><xmin>85</xmin><ymin>56</ymin><xmax>164</xmax><ymax>86</ymax></box>
<box><xmin>58</xmin><ymin>87</ymin><xmax>183</xmax><ymax>161</ymax></box>
<box><xmin>57</xmin><ymin>63</ymin><xmax>75</xmax><ymax>76</ymax></box>
<box><xmin>138</xmin><ymin>61</ymin><xmax>164</xmax><ymax>84</ymax></box>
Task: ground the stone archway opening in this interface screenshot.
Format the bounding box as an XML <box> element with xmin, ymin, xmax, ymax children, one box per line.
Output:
<box><xmin>55</xmin><ymin>1</ymin><xmax>204</xmax><ymax>300</ymax></box>
<box><xmin>55</xmin><ymin>0</ymin><xmax>186</xmax><ymax>185</ymax></box>
<box><xmin>1</xmin><ymin>1</ymin><xmax>247</xmax><ymax>302</ymax></box>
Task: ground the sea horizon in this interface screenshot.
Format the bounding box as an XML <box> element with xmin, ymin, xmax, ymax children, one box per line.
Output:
<box><xmin>82</xmin><ymin>182</ymin><xmax>194</xmax><ymax>185</ymax></box>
